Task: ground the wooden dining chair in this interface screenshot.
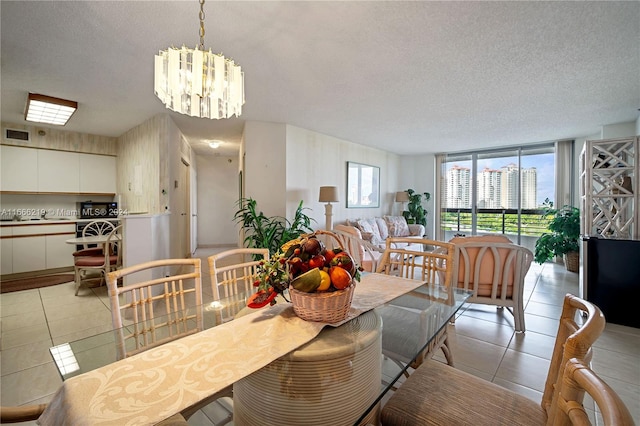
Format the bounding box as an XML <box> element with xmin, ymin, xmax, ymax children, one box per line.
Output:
<box><xmin>72</xmin><ymin>219</ymin><xmax>116</xmax><ymax>257</ymax></box>
<box><xmin>333</xmin><ymin>226</ymin><xmax>385</xmax><ymax>272</ymax></box>
<box><xmin>0</xmin><ymin>404</ymin><xmax>190</xmax><ymax>425</ymax></box>
<box><xmin>0</xmin><ymin>403</ymin><xmax>47</xmax><ymax>423</ymax></box>
<box><xmin>207</xmin><ymin>248</ymin><xmax>270</xmax><ymax>300</ymax></box>
<box><xmin>105</xmin><ymin>257</ymin><xmax>203</xmax><ymax>359</ymax></box>
<box><xmin>107</xmin><ymin>258</ymin><xmax>234</xmax><ymax>424</ymax></box>
<box><xmin>380</xmin><ymin>293</ymin><xmax>608</xmax><ymax>426</ymax></box>
<box><xmin>376</xmin><ymin>238</ymin><xmax>456</xmax><ymax>369</ymax></box>
<box><xmin>553</xmin><ymin>358</ymin><xmax>635</xmax><ymax>425</ymax></box>
<box><xmin>74</xmin><ymin>224</ymin><xmax>122</xmax><ymax>295</ymax></box>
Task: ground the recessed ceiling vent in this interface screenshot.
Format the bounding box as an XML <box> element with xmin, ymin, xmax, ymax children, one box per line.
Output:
<box><xmin>4</xmin><ymin>128</ymin><xmax>31</xmax><ymax>142</ymax></box>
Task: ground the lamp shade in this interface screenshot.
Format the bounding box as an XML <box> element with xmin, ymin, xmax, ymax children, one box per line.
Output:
<box><xmin>319</xmin><ymin>186</ymin><xmax>339</xmax><ymax>203</ymax></box>
<box><xmin>395</xmin><ymin>191</ymin><xmax>410</xmax><ymax>202</ymax></box>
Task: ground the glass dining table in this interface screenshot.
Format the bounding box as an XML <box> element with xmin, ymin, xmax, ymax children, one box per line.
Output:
<box><xmin>47</xmin><ymin>273</ymin><xmax>470</xmax><ymax>426</ymax></box>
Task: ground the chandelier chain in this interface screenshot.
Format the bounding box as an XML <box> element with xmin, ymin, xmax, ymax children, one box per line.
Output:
<box><xmin>198</xmin><ymin>0</ymin><xmax>205</xmax><ymax>51</ymax></box>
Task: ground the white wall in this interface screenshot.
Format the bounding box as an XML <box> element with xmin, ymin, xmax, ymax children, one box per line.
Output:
<box><xmin>242</xmin><ymin>122</ymin><xmax>428</xmax><ymax>232</ymax></box>
<box><xmin>601</xmin><ymin>121</ymin><xmax>638</xmax><ymax>139</ymax></box>
<box><xmin>285</xmin><ymin>125</ymin><xmax>401</xmax><ymax>230</ymax></box>
<box><xmin>397</xmin><ymin>154</ymin><xmax>436</xmax><ymax>236</ymax></box>
<box><xmin>196</xmin><ymin>155</ymin><xmax>239</xmax><ymax>246</ymax></box>
<box><xmin>243</xmin><ymin>121</ymin><xmax>287</xmax><ymax>218</ymax></box>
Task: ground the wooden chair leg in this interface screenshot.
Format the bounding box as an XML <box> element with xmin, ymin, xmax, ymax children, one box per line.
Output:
<box><xmin>74</xmin><ymin>267</ymin><xmax>82</xmax><ymax>296</ymax></box>
<box><xmin>441</xmin><ymin>335</ymin><xmax>455</xmax><ymax>367</ymax></box>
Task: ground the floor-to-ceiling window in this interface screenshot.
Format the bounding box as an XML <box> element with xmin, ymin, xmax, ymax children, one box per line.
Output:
<box><xmin>438</xmin><ymin>143</ymin><xmax>557</xmax><ymax>253</ymax></box>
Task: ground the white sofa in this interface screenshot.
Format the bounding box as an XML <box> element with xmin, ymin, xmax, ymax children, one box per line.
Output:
<box><xmin>334</xmin><ymin>216</ymin><xmax>425</xmax><ymax>272</ymax></box>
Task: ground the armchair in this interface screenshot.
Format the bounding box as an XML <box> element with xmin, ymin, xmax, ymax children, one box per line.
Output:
<box><xmin>449</xmin><ymin>234</ymin><xmax>533</xmax><ymax>332</ymax></box>
<box><xmin>333</xmin><ymin>225</ymin><xmax>385</xmax><ymax>272</ymax></box>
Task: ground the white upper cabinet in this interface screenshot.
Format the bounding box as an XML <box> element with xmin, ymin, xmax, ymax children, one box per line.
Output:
<box><xmin>0</xmin><ymin>145</ymin><xmax>116</xmax><ymax>194</ymax></box>
<box><xmin>0</xmin><ymin>145</ymin><xmax>38</xmax><ymax>191</ymax></box>
<box><xmin>79</xmin><ymin>153</ymin><xmax>117</xmax><ymax>194</ymax></box>
<box><xmin>38</xmin><ymin>149</ymin><xmax>80</xmax><ymax>192</ymax></box>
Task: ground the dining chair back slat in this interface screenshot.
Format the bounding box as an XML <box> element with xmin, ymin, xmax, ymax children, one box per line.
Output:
<box><xmin>106</xmin><ymin>258</ymin><xmax>203</xmax><ymax>360</ymax></box>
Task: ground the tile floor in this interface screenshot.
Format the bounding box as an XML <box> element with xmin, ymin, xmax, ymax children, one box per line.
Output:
<box><xmin>1</xmin><ymin>249</ymin><xmax>638</xmax><ymax>425</ymax></box>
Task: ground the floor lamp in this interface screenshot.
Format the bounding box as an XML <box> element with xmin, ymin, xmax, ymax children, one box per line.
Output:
<box><xmin>319</xmin><ymin>186</ymin><xmax>339</xmax><ymax>230</ymax></box>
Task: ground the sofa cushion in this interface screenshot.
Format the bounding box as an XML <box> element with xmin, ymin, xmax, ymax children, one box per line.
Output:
<box><xmin>375</xmin><ymin>218</ymin><xmax>389</xmax><ymax>240</ymax></box>
<box><xmin>384</xmin><ymin>215</ymin><xmax>411</xmax><ymax>237</ymax></box>
<box><xmin>356</xmin><ymin>218</ymin><xmax>383</xmax><ymax>245</ymax></box>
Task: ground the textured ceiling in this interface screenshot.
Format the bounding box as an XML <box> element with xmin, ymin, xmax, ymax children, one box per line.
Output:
<box><xmin>1</xmin><ymin>1</ymin><xmax>639</xmax><ymax>157</ymax></box>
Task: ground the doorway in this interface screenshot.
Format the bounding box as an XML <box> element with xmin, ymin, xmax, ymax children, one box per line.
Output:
<box><xmin>178</xmin><ymin>159</ymin><xmax>190</xmax><ymax>258</ymax></box>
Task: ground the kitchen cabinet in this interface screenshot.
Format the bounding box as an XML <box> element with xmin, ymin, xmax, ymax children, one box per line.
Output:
<box><xmin>38</xmin><ymin>150</ymin><xmax>80</xmax><ymax>192</ymax></box>
<box><xmin>2</xmin><ymin>223</ymin><xmax>75</xmax><ymax>275</ymax></box>
<box><xmin>1</xmin><ymin>226</ymin><xmax>13</xmax><ymax>275</ymax></box>
<box><xmin>79</xmin><ymin>153</ymin><xmax>116</xmax><ymax>194</ymax></box>
<box><xmin>0</xmin><ymin>145</ymin><xmax>38</xmax><ymax>191</ymax></box>
<box><xmin>46</xmin><ymin>233</ymin><xmax>75</xmax><ymax>269</ymax></box>
<box><xmin>13</xmin><ymin>235</ymin><xmax>46</xmax><ymax>273</ymax></box>
<box><xmin>0</xmin><ymin>145</ymin><xmax>116</xmax><ymax>194</ymax></box>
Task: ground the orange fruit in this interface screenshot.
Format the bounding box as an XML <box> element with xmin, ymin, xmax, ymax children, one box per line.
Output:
<box><xmin>329</xmin><ymin>266</ymin><xmax>352</xmax><ymax>290</ymax></box>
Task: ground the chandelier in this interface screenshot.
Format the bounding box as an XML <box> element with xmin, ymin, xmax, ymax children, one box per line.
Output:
<box><xmin>154</xmin><ymin>0</ymin><xmax>244</xmax><ymax>119</ymax></box>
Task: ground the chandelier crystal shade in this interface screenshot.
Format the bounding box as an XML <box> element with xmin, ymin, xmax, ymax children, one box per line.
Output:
<box><xmin>153</xmin><ymin>0</ymin><xmax>244</xmax><ymax>119</ymax></box>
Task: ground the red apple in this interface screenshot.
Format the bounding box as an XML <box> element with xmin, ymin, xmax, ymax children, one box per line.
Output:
<box><xmin>323</xmin><ymin>248</ymin><xmax>339</xmax><ymax>266</ymax></box>
<box><xmin>330</xmin><ymin>252</ymin><xmax>355</xmax><ymax>276</ymax></box>
<box><xmin>308</xmin><ymin>254</ymin><xmax>326</xmax><ymax>270</ymax></box>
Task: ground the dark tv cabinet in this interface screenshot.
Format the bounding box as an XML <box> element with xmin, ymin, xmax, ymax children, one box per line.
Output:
<box><xmin>581</xmin><ymin>237</ymin><xmax>640</xmax><ymax>328</ymax></box>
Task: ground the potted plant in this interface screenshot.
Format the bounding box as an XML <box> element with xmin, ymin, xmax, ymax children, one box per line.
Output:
<box><xmin>402</xmin><ymin>189</ymin><xmax>431</xmax><ymax>227</ymax></box>
<box><xmin>233</xmin><ymin>198</ymin><xmax>315</xmax><ymax>256</ymax></box>
<box><xmin>534</xmin><ymin>201</ymin><xmax>581</xmax><ymax>272</ymax></box>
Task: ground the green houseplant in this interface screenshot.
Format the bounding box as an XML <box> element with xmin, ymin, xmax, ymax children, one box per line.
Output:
<box><xmin>233</xmin><ymin>198</ymin><xmax>315</xmax><ymax>256</ymax></box>
<box><xmin>402</xmin><ymin>189</ymin><xmax>431</xmax><ymax>227</ymax></box>
<box><xmin>534</xmin><ymin>201</ymin><xmax>581</xmax><ymax>272</ymax></box>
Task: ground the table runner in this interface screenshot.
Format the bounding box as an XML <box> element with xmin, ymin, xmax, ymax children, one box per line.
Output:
<box><xmin>38</xmin><ymin>273</ymin><xmax>424</xmax><ymax>426</ymax></box>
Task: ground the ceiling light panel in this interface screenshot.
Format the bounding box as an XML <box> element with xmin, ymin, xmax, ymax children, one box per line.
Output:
<box><xmin>25</xmin><ymin>93</ymin><xmax>77</xmax><ymax>126</ymax></box>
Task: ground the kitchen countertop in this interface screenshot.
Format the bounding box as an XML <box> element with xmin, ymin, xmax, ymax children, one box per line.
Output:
<box><xmin>0</xmin><ymin>218</ymin><xmax>121</xmax><ymax>226</ymax></box>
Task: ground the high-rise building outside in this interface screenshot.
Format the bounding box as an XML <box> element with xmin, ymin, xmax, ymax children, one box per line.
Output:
<box><xmin>477</xmin><ymin>167</ymin><xmax>502</xmax><ymax>208</ymax></box>
<box><xmin>501</xmin><ymin>163</ymin><xmax>520</xmax><ymax>209</ymax></box>
<box><xmin>445</xmin><ymin>165</ymin><xmax>471</xmax><ymax>208</ymax></box>
<box><xmin>500</xmin><ymin>163</ymin><xmax>537</xmax><ymax>209</ymax></box>
<box><xmin>444</xmin><ymin>163</ymin><xmax>537</xmax><ymax>209</ymax></box>
<box><xmin>521</xmin><ymin>167</ymin><xmax>537</xmax><ymax>209</ymax></box>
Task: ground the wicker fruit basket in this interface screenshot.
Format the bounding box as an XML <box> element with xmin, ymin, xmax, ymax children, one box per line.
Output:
<box><xmin>289</xmin><ymin>281</ymin><xmax>355</xmax><ymax>323</ymax></box>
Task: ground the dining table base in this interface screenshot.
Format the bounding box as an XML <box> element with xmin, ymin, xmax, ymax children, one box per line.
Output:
<box><xmin>233</xmin><ymin>310</ymin><xmax>382</xmax><ymax>425</ymax></box>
